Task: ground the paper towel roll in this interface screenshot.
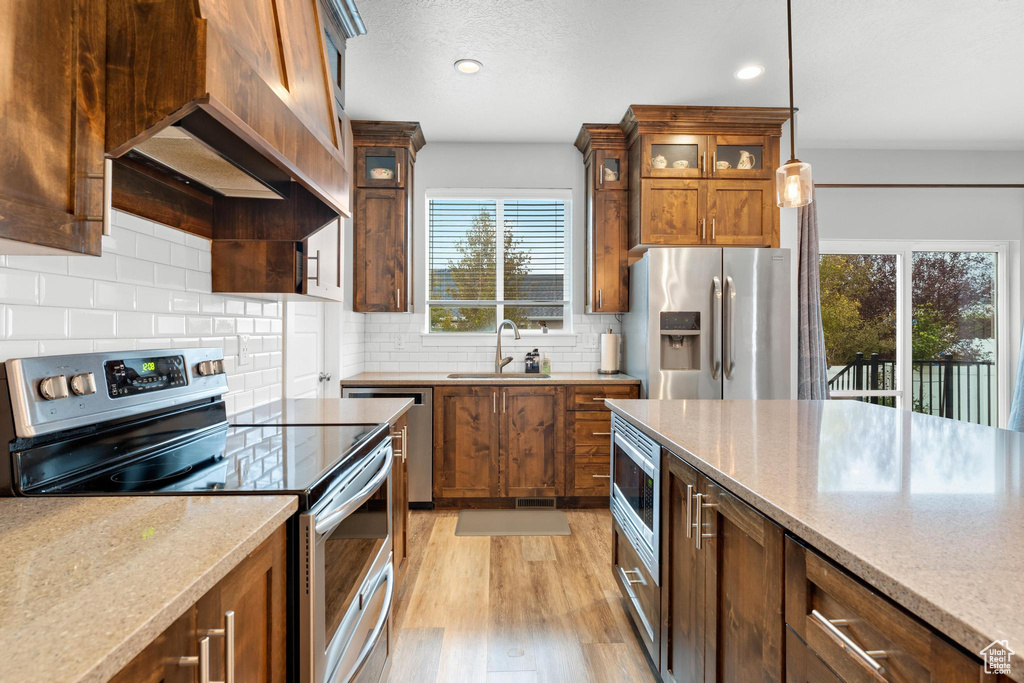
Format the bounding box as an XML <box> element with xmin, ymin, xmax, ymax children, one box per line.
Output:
<box><xmin>600</xmin><ymin>329</ymin><xmax>620</xmax><ymax>374</ymax></box>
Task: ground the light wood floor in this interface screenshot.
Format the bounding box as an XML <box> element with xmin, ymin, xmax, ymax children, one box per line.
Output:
<box><xmin>387</xmin><ymin>509</ymin><xmax>658</xmax><ymax>683</ymax></box>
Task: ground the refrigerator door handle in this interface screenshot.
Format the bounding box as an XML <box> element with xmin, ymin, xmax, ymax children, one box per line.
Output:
<box><xmin>711</xmin><ymin>276</ymin><xmax>722</xmax><ymax>380</ymax></box>
<box><xmin>724</xmin><ymin>275</ymin><xmax>736</xmax><ymax>380</ymax></box>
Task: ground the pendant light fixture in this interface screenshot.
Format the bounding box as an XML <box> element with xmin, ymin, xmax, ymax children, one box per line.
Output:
<box><xmin>776</xmin><ymin>0</ymin><xmax>813</xmax><ymax>208</ymax></box>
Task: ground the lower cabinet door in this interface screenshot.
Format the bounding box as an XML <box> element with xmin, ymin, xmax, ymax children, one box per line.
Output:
<box><xmin>786</xmin><ymin>626</ymin><xmax>843</xmax><ymax>682</ymax></box>
<box><xmin>700</xmin><ymin>475</ymin><xmax>785</xmax><ymax>682</ymax></box>
<box><xmin>434</xmin><ymin>386</ymin><xmax>500</xmax><ymax>498</ymax></box>
<box><xmin>109</xmin><ymin>608</ymin><xmax>198</xmax><ymax>683</ymax></box>
<box><xmin>500</xmin><ymin>386</ymin><xmax>565</xmax><ymax>497</ymax></box>
<box><xmin>194</xmin><ymin>524</ymin><xmax>288</xmax><ymax>683</ymax></box>
<box><xmin>663</xmin><ymin>452</ymin><xmax>703</xmax><ymax>683</ymax></box>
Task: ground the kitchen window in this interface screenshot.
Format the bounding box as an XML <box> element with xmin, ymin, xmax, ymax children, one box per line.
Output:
<box><xmin>819</xmin><ymin>240</ymin><xmax>1010</xmax><ymax>428</ymax></box>
<box><xmin>426</xmin><ymin>190</ymin><xmax>571</xmax><ymax>333</ymax></box>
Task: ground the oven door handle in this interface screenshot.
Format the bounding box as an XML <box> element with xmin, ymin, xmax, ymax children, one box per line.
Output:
<box><xmin>314</xmin><ymin>444</ymin><xmax>393</xmax><ymax>537</ymax></box>
<box><xmin>340</xmin><ymin>560</ymin><xmax>394</xmax><ymax>682</ymax></box>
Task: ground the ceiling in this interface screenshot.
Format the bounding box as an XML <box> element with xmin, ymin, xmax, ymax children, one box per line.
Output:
<box><xmin>344</xmin><ymin>0</ymin><xmax>1024</xmax><ymax>149</ymax></box>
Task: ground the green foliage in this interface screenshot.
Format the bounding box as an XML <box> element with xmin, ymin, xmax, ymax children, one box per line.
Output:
<box><xmin>819</xmin><ymin>255</ymin><xmax>896</xmax><ymax>366</ymax></box>
<box><xmin>429</xmin><ymin>210</ymin><xmax>532</xmax><ymax>332</ymax></box>
<box><xmin>911</xmin><ymin>303</ymin><xmax>956</xmax><ymax>361</ymax></box>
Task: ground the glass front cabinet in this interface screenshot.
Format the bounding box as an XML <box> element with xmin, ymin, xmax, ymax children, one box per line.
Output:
<box><xmin>641</xmin><ymin>134</ymin><xmax>774</xmax><ymax>180</ymax></box>
<box><xmin>356</xmin><ymin>146</ymin><xmax>408</xmax><ymax>189</ymax></box>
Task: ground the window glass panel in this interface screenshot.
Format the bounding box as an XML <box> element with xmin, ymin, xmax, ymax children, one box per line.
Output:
<box><xmin>428</xmin><ymin>200</ymin><xmax>497</xmax><ymax>303</ymax></box>
<box><xmin>911</xmin><ymin>251</ymin><xmax>997</xmax><ymax>426</ymax></box>
<box><xmin>502</xmin><ymin>200</ymin><xmax>565</xmax><ymax>302</ymax></box>
<box><xmin>503</xmin><ymin>305</ymin><xmax>565</xmax><ymax>331</ymax></box>
<box><xmin>428</xmin><ymin>305</ymin><xmax>497</xmax><ymax>333</ymax></box>
<box><xmin>820</xmin><ymin>253</ymin><xmax>898</xmax><ymax>406</ymax></box>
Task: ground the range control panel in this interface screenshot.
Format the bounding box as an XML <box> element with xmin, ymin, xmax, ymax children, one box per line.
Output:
<box><xmin>104</xmin><ymin>355</ymin><xmax>187</xmax><ymax>398</ymax></box>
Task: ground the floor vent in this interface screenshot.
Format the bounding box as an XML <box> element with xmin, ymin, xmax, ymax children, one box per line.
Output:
<box><xmin>515</xmin><ymin>497</ymin><xmax>557</xmax><ymax>509</ymax></box>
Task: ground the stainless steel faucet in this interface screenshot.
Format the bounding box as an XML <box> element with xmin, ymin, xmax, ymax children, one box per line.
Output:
<box><xmin>495</xmin><ymin>319</ymin><xmax>521</xmax><ymax>373</ymax></box>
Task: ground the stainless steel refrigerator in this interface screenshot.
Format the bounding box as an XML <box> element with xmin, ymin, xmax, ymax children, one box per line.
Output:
<box><xmin>623</xmin><ymin>248</ymin><xmax>791</xmax><ymax>399</ymax></box>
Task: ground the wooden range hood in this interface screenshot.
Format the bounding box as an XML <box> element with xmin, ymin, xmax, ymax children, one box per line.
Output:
<box><xmin>106</xmin><ymin>0</ymin><xmax>360</xmax><ymax>241</ymax></box>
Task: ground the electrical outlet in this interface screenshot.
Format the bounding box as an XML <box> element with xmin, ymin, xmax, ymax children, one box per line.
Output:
<box><xmin>394</xmin><ymin>334</ymin><xmax>406</xmax><ymax>350</ymax></box>
<box><xmin>582</xmin><ymin>333</ymin><xmax>599</xmax><ymax>349</ymax></box>
<box><xmin>237</xmin><ymin>334</ymin><xmax>251</xmax><ymax>366</ymax></box>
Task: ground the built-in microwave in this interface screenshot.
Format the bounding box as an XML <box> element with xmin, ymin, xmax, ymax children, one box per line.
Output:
<box><xmin>610</xmin><ymin>413</ymin><xmax>660</xmax><ymax>584</ymax></box>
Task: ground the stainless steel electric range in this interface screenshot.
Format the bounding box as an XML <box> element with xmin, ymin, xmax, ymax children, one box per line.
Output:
<box><xmin>0</xmin><ymin>348</ymin><xmax>394</xmax><ymax>683</ymax></box>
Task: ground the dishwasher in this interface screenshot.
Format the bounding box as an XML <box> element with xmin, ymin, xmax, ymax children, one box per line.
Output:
<box><xmin>342</xmin><ymin>386</ymin><xmax>433</xmax><ymax>507</ymax></box>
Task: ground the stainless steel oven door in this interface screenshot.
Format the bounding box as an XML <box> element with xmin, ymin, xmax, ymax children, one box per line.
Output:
<box><xmin>610</xmin><ymin>429</ymin><xmax>659</xmax><ymax>580</ymax></box>
<box><xmin>299</xmin><ymin>439</ymin><xmax>394</xmax><ymax>683</ymax></box>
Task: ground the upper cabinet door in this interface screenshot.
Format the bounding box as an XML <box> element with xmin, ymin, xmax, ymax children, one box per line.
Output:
<box><xmin>356</xmin><ymin>147</ymin><xmax>408</xmax><ymax>189</ymax></box>
<box><xmin>643</xmin><ymin>134</ymin><xmax>707</xmax><ymax>178</ymax></box>
<box><xmin>709</xmin><ymin>135</ymin><xmax>774</xmax><ymax>180</ymax></box>
<box><xmin>640</xmin><ymin>179</ymin><xmax>706</xmax><ymax>246</ymax></box>
<box><xmin>595</xmin><ymin>149</ymin><xmax>628</xmax><ymax>190</ymax></box>
<box><xmin>0</xmin><ymin>0</ymin><xmax>106</xmax><ymax>255</ymax></box>
<box><xmin>706</xmin><ymin>180</ymin><xmax>775</xmax><ymax>247</ymax></box>
<box><xmin>354</xmin><ymin>188</ymin><xmax>407</xmax><ymax>311</ymax></box>
<box><xmin>304</xmin><ymin>217</ymin><xmax>343</xmax><ymax>301</ymax></box>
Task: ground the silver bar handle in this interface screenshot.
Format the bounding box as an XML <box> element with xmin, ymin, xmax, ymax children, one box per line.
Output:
<box><xmin>341</xmin><ymin>561</ymin><xmax>395</xmax><ymax>683</ymax></box>
<box><xmin>701</xmin><ymin>218</ymin><xmax>706</xmax><ymax>242</ymax></box>
<box><xmin>711</xmin><ymin>218</ymin><xmax>716</xmax><ymax>241</ymax></box>
<box><xmin>591</xmin><ymin>397</ymin><xmax>608</xmax><ymax>402</ymax></box>
<box><xmin>711</xmin><ymin>277</ymin><xmax>722</xmax><ymax>380</ymax></box>
<box><xmin>597</xmin><ymin>288</ymin><xmax>602</xmax><ymax>310</ymax></box>
<box><xmin>693</xmin><ymin>492</ymin><xmax>717</xmax><ymax>550</ymax></box>
<box><xmin>204</xmin><ymin>611</ymin><xmax>235</xmax><ymax>683</ymax></box>
<box><xmin>314</xmin><ymin>445</ymin><xmax>393</xmax><ymax>536</ymax></box>
<box><xmin>712</xmin><ymin>151</ymin><xmax>717</xmax><ymax>175</ymax></box>
<box><xmin>623</xmin><ymin>568</ymin><xmax>646</xmax><ymax>586</ymax></box>
<box><xmin>502</xmin><ymin>390</ymin><xmax>507</xmax><ymax>413</ymax></box>
<box><xmin>395</xmin><ymin>288</ymin><xmax>401</xmax><ymax>310</ymax></box>
<box><xmin>179</xmin><ymin>636</ymin><xmax>211</xmax><ymax>683</ymax></box>
<box><xmin>396</xmin><ymin>161</ymin><xmax>401</xmax><ymax>185</ymax></box>
<box><xmin>685</xmin><ymin>483</ymin><xmax>694</xmax><ymax>538</ymax></box>
<box><xmin>598</xmin><ymin>163</ymin><xmax>604</xmax><ymax>186</ymax></box>
<box><xmin>493</xmin><ymin>391</ymin><xmax>497</xmax><ymax>414</ymax></box>
<box><xmin>592</xmin><ymin>431</ymin><xmax>611</xmax><ymax>436</ymax></box>
<box><xmin>102</xmin><ymin>158</ymin><xmax>113</xmax><ymax>236</ymax></box>
<box><xmin>592</xmin><ymin>473</ymin><xmax>610</xmax><ymax>479</ymax></box>
<box><xmin>724</xmin><ymin>276</ymin><xmax>735</xmax><ymax>380</ymax></box>
<box><xmin>701</xmin><ymin>151</ymin><xmax>706</xmax><ymax>175</ymax></box>
<box><xmin>810</xmin><ymin>609</ymin><xmax>887</xmax><ymax>675</ymax></box>
<box><xmin>401</xmin><ymin>425</ymin><xmax>408</xmax><ymax>462</ymax></box>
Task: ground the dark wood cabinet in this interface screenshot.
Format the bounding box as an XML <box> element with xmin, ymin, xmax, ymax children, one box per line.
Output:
<box><xmin>577</xmin><ymin>124</ymin><xmax>630</xmax><ymax>314</ymax></box>
<box><xmin>707</xmin><ymin>180</ymin><xmax>776</xmax><ymax>247</ymax></box>
<box><xmin>352</xmin><ymin>122</ymin><xmax>424</xmax><ymax>313</ymax></box>
<box><xmin>638</xmin><ymin>179</ymin><xmax>706</xmax><ymax>246</ymax></box>
<box><xmin>391</xmin><ymin>413</ymin><xmax>410</xmax><ymax>584</ymax></box>
<box><xmin>785</xmin><ymin>535</ymin><xmax>998</xmax><ymax>683</ymax></box>
<box><xmin>111</xmin><ymin>523</ymin><xmax>287</xmax><ymax>683</ymax></box>
<box><xmin>500</xmin><ymin>386</ymin><xmax>565</xmax><ymax>497</ymax></box>
<box><xmin>785</xmin><ymin>626</ymin><xmax>843</xmax><ymax>683</ymax></box>
<box><xmin>564</xmin><ymin>384</ymin><xmax>637</xmax><ymax>497</ymax></box>
<box><xmin>661</xmin><ymin>450</ymin><xmax>784</xmax><ymax>683</ymax></box>
<box><xmin>434</xmin><ymin>386</ymin><xmax>501</xmax><ymax>499</ymax></box>
<box><xmin>0</xmin><ymin>0</ymin><xmax>107</xmax><ymax>255</ymax></box>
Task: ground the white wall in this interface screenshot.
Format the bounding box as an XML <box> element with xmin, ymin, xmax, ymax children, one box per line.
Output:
<box><xmin>360</xmin><ymin>142</ymin><xmax>621</xmax><ymax>374</ymax></box>
<box><xmin>805</xmin><ymin>147</ymin><xmax>1024</xmax><ymax>412</ymax></box>
<box><xmin>0</xmin><ymin>210</ymin><xmax>283</xmax><ymax>414</ymax></box>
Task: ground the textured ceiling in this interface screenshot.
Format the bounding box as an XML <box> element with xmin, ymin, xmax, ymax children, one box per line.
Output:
<box><xmin>344</xmin><ymin>0</ymin><xmax>1024</xmax><ymax>148</ymax></box>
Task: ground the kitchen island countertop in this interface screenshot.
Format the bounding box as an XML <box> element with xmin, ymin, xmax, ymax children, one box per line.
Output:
<box><xmin>605</xmin><ymin>398</ymin><xmax>1024</xmax><ymax>682</ymax></box>
<box><xmin>0</xmin><ymin>495</ymin><xmax>297</xmax><ymax>683</ymax></box>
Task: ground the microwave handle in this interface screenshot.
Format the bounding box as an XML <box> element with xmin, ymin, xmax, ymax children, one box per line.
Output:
<box><xmin>314</xmin><ymin>444</ymin><xmax>393</xmax><ymax>536</ymax></box>
<box><xmin>340</xmin><ymin>560</ymin><xmax>395</xmax><ymax>682</ymax></box>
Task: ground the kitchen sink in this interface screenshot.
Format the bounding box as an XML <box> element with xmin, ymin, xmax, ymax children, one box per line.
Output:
<box><xmin>447</xmin><ymin>372</ymin><xmax>552</xmax><ymax>379</ymax></box>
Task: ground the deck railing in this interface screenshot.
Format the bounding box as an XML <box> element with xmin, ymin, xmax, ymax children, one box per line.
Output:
<box><xmin>828</xmin><ymin>352</ymin><xmax>995</xmax><ymax>426</ymax></box>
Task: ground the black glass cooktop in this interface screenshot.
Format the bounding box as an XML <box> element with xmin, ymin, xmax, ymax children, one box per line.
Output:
<box><xmin>13</xmin><ymin>403</ymin><xmax>386</xmax><ymax>509</ymax></box>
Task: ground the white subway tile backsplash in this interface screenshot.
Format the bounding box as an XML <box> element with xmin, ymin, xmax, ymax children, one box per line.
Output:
<box><xmin>186</xmin><ymin>270</ymin><xmax>212</xmax><ymax>292</ymax></box>
<box><xmin>155</xmin><ymin>315</ymin><xmax>186</xmax><ymax>336</ymax></box>
<box><xmin>116</xmin><ymin>311</ymin><xmax>155</xmax><ymax>338</ymax></box>
<box><xmin>171</xmin><ymin>292</ymin><xmax>201</xmax><ymax>313</ymax></box>
<box><xmin>6</xmin><ymin>306</ymin><xmax>67</xmax><ymax>340</ymax></box>
<box><xmin>68</xmin><ymin>251</ymin><xmax>117</xmax><ymax>281</ymax></box>
<box><xmin>7</xmin><ymin>255</ymin><xmax>68</xmax><ymax>275</ymax></box>
<box><xmin>69</xmin><ymin>309</ymin><xmax>116</xmax><ymax>338</ymax></box>
<box><xmin>95</xmin><ymin>281</ymin><xmax>137</xmax><ymax>310</ymax></box>
<box><xmin>39</xmin><ymin>274</ymin><xmax>93</xmax><ymax>308</ymax></box>
<box><xmin>0</xmin><ymin>269</ymin><xmax>40</xmax><ymax>305</ymax></box>
<box><xmin>117</xmin><ymin>256</ymin><xmax>155</xmax><ymax>285</ymax></box>
<box><xmin>135</xmin><ymin>233</ymin><xmax>172</xmax><ymax>264</ymax></box>
<box><xmin>154</xmin><ymin>264</ymin><xmax>186</xmax><ymax>290</ymax></box>
<box><xmin>39</xmin><ymin>339</ymin><xmax>95</xmax><ymax>356</ymax></box>
<box><xmin>137</xmin><ymin>286</ymin><xmax>172</xmax><ymax>313</ymax></box>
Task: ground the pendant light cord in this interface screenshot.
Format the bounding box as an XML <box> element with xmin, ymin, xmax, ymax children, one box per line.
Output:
<box><xmin>787</xmin><ymin>0</ymin><xmax>797</xmax><ymax>160</ymax></box>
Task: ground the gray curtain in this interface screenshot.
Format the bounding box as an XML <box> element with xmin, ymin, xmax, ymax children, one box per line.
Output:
<box><xmin>797</xmin><ymin>201</ymin><xmax>830</xmax><ymax>399</ymax></box>
<box><xmin>1008</xmin><ymin>332</ymin><xmax>1024</xmax><ymax>430</ymax></box>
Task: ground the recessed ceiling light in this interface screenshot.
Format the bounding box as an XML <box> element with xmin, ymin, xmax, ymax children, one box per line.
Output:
<box><xmin>454</xmin><ymin>59</ymin><xmax>482</xmax><ymax>74</ymax></box>
<box><xmin>735</xmin><ymin>64</ymin><xmax>765</xmax><ymax>80</ymax></box>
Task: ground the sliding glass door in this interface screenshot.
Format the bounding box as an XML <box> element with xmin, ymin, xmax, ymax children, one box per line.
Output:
<box><xmin>820</xmin><ymin>241</ymin><xmax>1007</xmax><ymax>427</ymax></box>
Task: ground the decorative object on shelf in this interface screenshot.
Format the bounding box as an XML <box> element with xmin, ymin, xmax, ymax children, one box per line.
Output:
<box><xmin>603</xmin><ymin>166</ymin><xmax>619</xmax><ymax>181</ymax></box>
<box><xmin>738</xmin><ymin>150</ymin><xmax>757</xmax><ymax>169</ymax></box>
<box><xmin>672</xmin><ymin>160</ymin><xmax>690</xmax><ymax>169</ymax></box>
<box><xmin>716</xmin><ymin>160</ymin><xmax>732</xmax><ymax>170</ymax></box>
<box><xmin>651</xmin><ymin>154</ymin><xmax>668</xmax><ymax>169</ymax></box>
<box><xmin>776</xmin><ymin>0</ymin><xmax>813</xmax><ymax>208</ymax></box>
<box><xmin>369</xmin><ymin>167</ymin><xmax>394</xmax><ymax>180</ymax></box>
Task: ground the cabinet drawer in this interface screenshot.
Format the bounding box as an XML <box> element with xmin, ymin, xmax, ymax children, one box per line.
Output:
<box><xmin>569</xmin><ymin>411</ymin><xmax>612</xmax><ymax>450</ymax></box>
<box><xmin>612</xmin><ymin>519</ymin><xmax>659</xmax><ymax>661</ymax></box>
<box><xmin>785</xmin><ymin>536</ymin><xmax>987</xmax><ymax>682</ymax></box>
<box><xmin>573</xmin><ymin>460</ymin><xmax>610</xmax><ymax>494</ymax></box>
<box><xmin>568</xmin><ymin>384</ymin><xmax>637</xmax><ymax>411</ymax></box>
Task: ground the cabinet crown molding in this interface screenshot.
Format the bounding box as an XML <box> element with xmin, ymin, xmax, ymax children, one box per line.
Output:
<box><xmin>351</xmin><ymin>121</ymin><xmax>426</xmax><ymax>157</ymax></box>
<box><xmin>620</xmin><ymin>105</ymin><xmax>792</xmax><ymax>142</ymax></box>
<box><xmin>574</xmin><ymin>124</ymin><xmax>628</xmax><ymax>158</ymax></box>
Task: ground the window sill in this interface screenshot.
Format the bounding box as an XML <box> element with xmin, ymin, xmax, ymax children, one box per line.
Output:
<box><xmin>420</xmin><ymin>332</ymin><xmax>580</xmax><ymax>347</ymax></box>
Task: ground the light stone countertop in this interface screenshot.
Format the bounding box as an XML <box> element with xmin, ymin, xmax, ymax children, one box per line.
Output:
<box><xmin>0</xmin><ymin>495</ymin><xmax>297</xmax><ymax>683</ymax></box>
<box><xmin>231</xmin><ymin>397</ymin><xmax>414</xmax><ymax>426</ymax></box>
<box><xmin>606</xmin><ymin>398</ymin><xmax>1024</xmax><ymax>682</ymax></box>
<box><xmin>340</xmin><ymin>371</ymin><xmax>640</xmax><ymax>386</ymax></box>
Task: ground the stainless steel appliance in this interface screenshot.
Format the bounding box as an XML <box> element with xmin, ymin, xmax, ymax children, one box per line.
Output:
<box><xmin>610</xmin><ymin>412</ymin><xmax>660</xmax><ymax>585</ymax></box>
<box><xmin>342</xmin><ymin>386</ymin><xmax>433</xmax><ymax>506</ymax></box>
<box><xmin>0</xmin><ymin>348</ymin><xmax>394</xmax><ymax>683</ymax></box>
<box><xmin>623</xmin><ymin>247</ymin><xmax>791</xmax><ymax>399</ymax></box>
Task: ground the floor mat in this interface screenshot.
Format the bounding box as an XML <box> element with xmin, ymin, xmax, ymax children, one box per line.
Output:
<box><xmin>454</xmin><ymin>509</ymin><xmax>571</xmax><ymax>536</ymax></box>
